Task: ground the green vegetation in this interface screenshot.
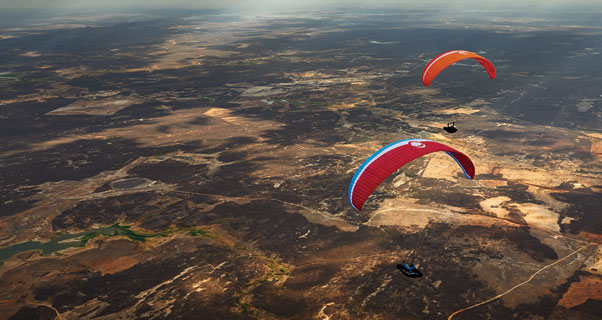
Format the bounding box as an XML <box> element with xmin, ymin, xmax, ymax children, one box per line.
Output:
<box><xmin>202</xmin><ymin>96</ymin><xmax>218</xmax><ymax>102</ymax></box>
<box><xmin>287</xmin><ymin>99</ymin><xmax>305</xmax><ymax>109</ymax></box>
<box><xmin>0</xmin><ymin>223</ymin><xmax>210</xmax><ymax>266</ymax></box>
<box><xmin>189</xmin><ymin>229</ymin><xmax>211</xmax><ymax>237</ymax></box>
<box><xmin>0</xmin><ymin>72</ymin><xmax>21</xmax><ymax>82</ymax></box>
<box><xmin>264</xmin><ymin>259</ymin><xmax>291</xmax><ymax>282</ymax></box>
<box><xmin>0</xmin><ymin>71</ymin><xmax>56</xmax><ymax>83</ymax></box>
<box><xmin>231</xmin><ymin>255</ymin><xmax>292</xmax><ymax>317</ymax></box>
<box><xmin>80</xmin><ymin>232</ymin><xmax>102</xmax><ymax>245</ymax></box>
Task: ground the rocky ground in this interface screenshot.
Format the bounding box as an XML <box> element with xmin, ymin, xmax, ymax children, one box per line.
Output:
<box><xmin>0</xmin><ymin>8</ymin><xmax>601</xmax><ymax>320</ymax></box>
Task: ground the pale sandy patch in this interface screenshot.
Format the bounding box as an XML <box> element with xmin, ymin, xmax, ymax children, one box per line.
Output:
<box><xmin>560</xmin><ymin>216</ymin><xmax>575</xmax><ymax>225</ymax></box>
<box><xmin>53</xmin><ymin>66</ymin><xmax>90</xmax><ymax>80</ymax></box>
<box><xmin>421</xmin><ymin>152</ymin><xmax>464</xmax><ymax>182</ymax></box>
<box><xmin>367</xmin><ymin>206</ymin><xmax>438</xmax><ymax>229</ymax></box>
<box><xmin>3</xmin><ymin>107</ymin><xmax>282</xmax><ymax>158</ymax></box>
<box><xmin>46</xmin><ymin>96</ymin><xmax>142</xmax><ymax>116</ymax></box>
<box><xmin>478</xmin><ymin>179</ymin><xmax>508</xmax><ymax>188</ymax></box>
<box><xmin>20</xmin><ymin>51</ymin><xmax>42</xmax><ymax>57</ymax></box>
<box><xmin>327</xmin><ymin>98</ymin><xmax>375</xmax><ymax>111</ymax></box>
<box><xmin>423</xmin><ymin>133</ymin><xmax>453</xmax><ymax>143</ymax></box>
<box><xmin>297</xmin><ymin>207</ymin><xmax>358</xmax><ymax>232</ymax></box>
<box><xmin>327</xmin><ymin>102</ymin><xmax>356</xmax><ymax>111</ymax></box>
<box><xmin>203</xmin><ymin>107</ymin><xmax>243</xmax><ymax>123</ymax></box>
<box><xmin>297</xmin><ymin>71</ymin><xmax>328</xmax><ymax>78</ymax></box>
<box><xmin>497</xmin><ymin>167</ymin><xmax>573</xmax><ymax>188</ymax></box>
<box><xmin>588</xmin><ymin>246</ymin><xmax>602</xmax><ymax>275</ymax></box>
<box><xmin>465</xmin><ymin>98</ymin><xmax>491</xmax><ymax>107</ymax></box>
<box><xmin>333</xmin><ymin>141</ymin><xmax>388</xmax><ymax>156</ymax></box>
<box><xmin>203</xmin><ymin>107</ymin><xmax>232</xmax><ymax>117</ymax></box>
<box><xmin>127</xmin><ymin>36</ymin><xmax>239</xmax><ymax>72</ymax></box>
<box><xmin>365</xmin><ymin>197</ymin><xmax>466</xmax><ymax>229</ymax></box>
<box><xmin>576</xmin><ymin>101</ymin><xmax>593</xmax><ymax>112</ymax></box>
<box><xmin>364</xmin><ymin>197</ymin><xmax>509</xmax><ymax>229</ymax></box>
<box><xmin>196</xmin><ymin>49</ymin><xmax>239</xmax><ymax>57</ymax></box>
<box><xmin>583</xmin><ymin>132</ymin><xmax>602</xmax><ymax>139</ymax></box>
<box><xmin>513</xmin><ymin>203</ymin><xmax>559</xmax><ymax>232</ymax></box>
<box><xmin>240</xmin><ymin>86</ymin><xmax>286</xmax><ymax>97</ymax></box>
<box><xmin>434</xmin><ymin>107</ymin><xmax>480</xmax><ymax>115</ymax></box>
<box><xmin>589</xmin><ymin>138</ymin><xmax>602</xmax><ymax>157</ymax></box>
<box><xmin>480</xmin><ymin>196</ymin><xmax>511</xmax><ymax>218</ymax></box>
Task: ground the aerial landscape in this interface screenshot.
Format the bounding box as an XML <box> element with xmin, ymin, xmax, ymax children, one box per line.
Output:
<box><xmin>0</xmin><ymin>1</ymin><xmax>601</xmax><ymax>319</ymax></box>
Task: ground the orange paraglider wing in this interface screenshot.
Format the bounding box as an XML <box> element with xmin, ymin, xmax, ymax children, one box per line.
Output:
<box><xmin>422</xmin><ymin>50</ymin><xmax>495</xmax><ymax>86</ymax></box>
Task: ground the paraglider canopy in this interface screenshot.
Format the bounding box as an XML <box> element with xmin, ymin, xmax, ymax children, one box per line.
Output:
<box><xmin>422</xmin><ymin>50</ymin><xmax>496</xmax><ymax>86</ymax></box>
<box><xmin>348</xmin><ymin>139</ymin><xmax>475</xmax><ymax>211</ymax></box>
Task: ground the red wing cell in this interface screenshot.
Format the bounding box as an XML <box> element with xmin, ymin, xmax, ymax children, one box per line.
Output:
<box><xmin>348</xmin><ymin>139</ymin><xmax>475</xmax><ymax>211</ymax></box>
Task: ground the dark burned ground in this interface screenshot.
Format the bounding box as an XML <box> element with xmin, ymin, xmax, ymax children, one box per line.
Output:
<box><xmin>243</xmin><ymin>222</ymin><xmax>571</xmax><ymax>320</ymax></box>
<box><xmin>0</xmin><ymin>138</ymin><xmax>183</xmax><ymax>218</ymax></box>
<box><xmin>566</xmin><ymin>299</ymin><xmax>602</xmax><ymax>319</ymax></box>
<box><xmin>18</xmin><ymin>186</ymin><xmax>568</xmax><ymax>319</ymax></box>
<box><xmin>454</xmin><ymin>225</ymin><xmax>558</xmax><ymax>261</ymax></box>
<box><xmin>0</xmin><ymin>18</ymin><xmax>182</xmax><ymax>69</ymax></box>
<box><xmin>7</xmin><ymin>194</ymin><xmax>496</xmax><ymax>319</ymax></box>
<box><xmin>1</xmin><ymin>8</ymin><xmax>601</xmax><ymax>320</ymax></box>
<box><xmin>458</xmin><ymin>270</ymin><xmax>602</xmax><ymax>320</ymax></box>
<box><xmin>552</xmin><ymin>189</ymin><xmax>602</xmax><ymax>235</ymax></box>
<box><xmin>8</xmin><ymin>306</ymin><xmax>57</xmax><ymax>320</ymax></box>
<box><xmin>5</xmin><ymin>237</ymin><xmax>265</xmax><ymax>320</ymax></box>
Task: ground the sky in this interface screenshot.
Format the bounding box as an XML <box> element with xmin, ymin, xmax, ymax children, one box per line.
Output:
<box><xmin>1</xmin><ymin>0</ymin><xmax>601</xmax><ymax>10</ymax></box>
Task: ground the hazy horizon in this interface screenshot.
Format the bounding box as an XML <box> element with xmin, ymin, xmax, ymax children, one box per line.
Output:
<box><xmin>2</xmin><ymin>0</ymin><xmax>602</xmax><ymax>10</ymax></box>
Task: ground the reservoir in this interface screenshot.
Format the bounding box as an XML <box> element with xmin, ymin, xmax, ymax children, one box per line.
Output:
<box><xmin>0</xmin><ymin>224</ymin><xmax>208</xmax><ymax>266</ymax></box>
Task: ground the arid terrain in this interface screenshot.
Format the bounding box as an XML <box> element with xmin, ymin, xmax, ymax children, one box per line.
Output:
<box><xmin>0</xmin><ymin>8</ymin><xmax>601</xmax><ymax>320</ymax></box>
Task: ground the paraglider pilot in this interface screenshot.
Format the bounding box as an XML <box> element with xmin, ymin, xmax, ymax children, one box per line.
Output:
<box><xmin>397</xmin><ymin>262</ymin><xmax>423</xmax><ymax>278</ymax></box>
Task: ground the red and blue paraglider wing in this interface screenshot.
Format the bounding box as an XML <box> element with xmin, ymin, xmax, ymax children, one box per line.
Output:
<box><xmin>348</xmin><ymin>139</ymin><xmax>475</xmax><ymax>211</ymax></box>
